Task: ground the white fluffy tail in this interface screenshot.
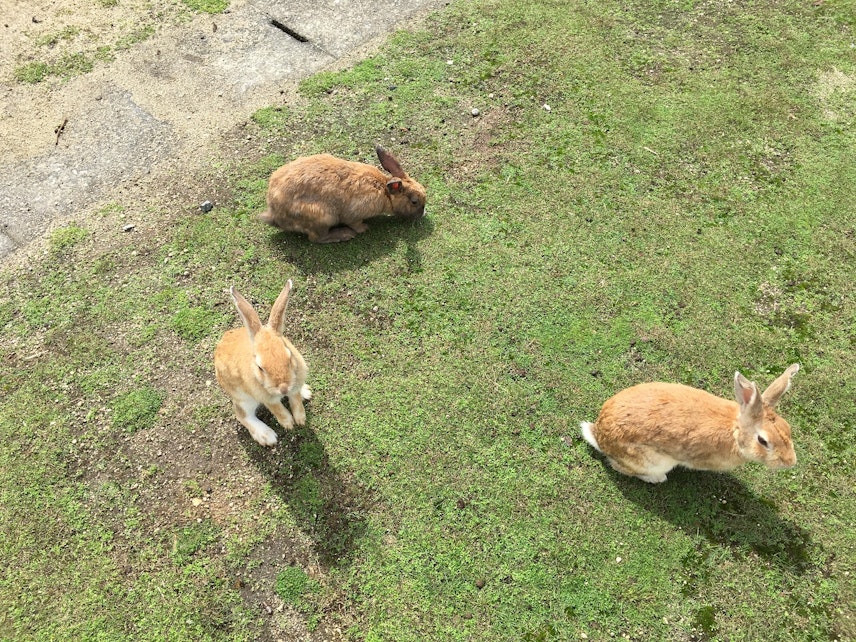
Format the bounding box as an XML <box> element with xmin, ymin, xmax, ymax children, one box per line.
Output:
<box><xmin>580</xmin><ymin>422</ymin><xmax>601</xmax><ymax>451</ymax></box>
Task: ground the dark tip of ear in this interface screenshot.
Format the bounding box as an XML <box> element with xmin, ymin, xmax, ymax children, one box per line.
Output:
<box><xmin>375</xmin><ymin>144</ymin><xmax>387</xmax><ymax>156</ymax></box>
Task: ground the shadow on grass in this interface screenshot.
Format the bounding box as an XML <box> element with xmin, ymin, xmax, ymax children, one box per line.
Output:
<box><xmin>264</xmin><ymin>214</ymin><xmax>435</xmax><ymax>275</ymax></box>
<box><xmin>239</xmin><ymin>415</ymin><xmax>368</xmax><ymax>571</ymax></box>
<box><xmin>598</xmin><ymin>461</ymin><xmax>816</xmax><ymax>574</ymax></box>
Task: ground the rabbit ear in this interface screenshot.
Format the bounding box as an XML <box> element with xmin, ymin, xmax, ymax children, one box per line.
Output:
<box><xmin>376</xmin><ymin>145</ymin><xmax>408</xmax><ymax>179</ymax></box>
<box><xmin>386</xmin><ymin>178</ymin><xmax>403</xmax><ymax>194</ymax></box>
<box><xmin>734</xmin><ymin>371</ymin><xmax>763</xmax><ymax>423</ymax></box>
<box><xmin>230</xmin><ymin>286</ymin><xmax>262</xmax><ymax>340</ymax></box>
<box><xmin>268</xmin><ymin>279</ymin><xmax>293</xmax><ymax>335</ymax></box>
<box><xmin>761</xmin><ymin>363</ymin><xmax>800</xmax><ymax>407</ymax></box>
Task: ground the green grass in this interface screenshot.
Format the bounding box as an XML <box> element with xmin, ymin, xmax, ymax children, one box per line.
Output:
<box><xmin>275</xmin><ymin>565</ymin><xmax>319</xmax><ymax>606</ymax></box>
<box><xmin>34</xmin><ymin>26</ymin><xmax>81</xmax><ymax>48</ymax></box>
<box><xmin>181</xmin><ymin>0</ymin><xmax>229</xmax><ymax>14</ymax></box>
<box><xmin>14</xmin><ymin>62</ymin><xmax>50</xmax><ymax>83</ymax></box>
<box><xmin>110</xmin><ymin>388</ymin><xmax>164</xmax><ymax>433</ymax></box>
<box><xmin>1</xmin><ymin>0</ymin><xmax>855</xmax><ymax>640</ymax></box>
<box><xmin>114</xmin><ymin>26</ymin><xmax>157</xmax><ymax>51</ymax></box>
<box><xmin>48</xmin><ymin>222</ymin><xmax>89</xmax><ymax>253</ymax></box>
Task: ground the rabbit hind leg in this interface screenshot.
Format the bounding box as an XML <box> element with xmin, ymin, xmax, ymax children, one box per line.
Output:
<box><xmin>312</xmin><ymin>225</ymin><xmax>359</xmax><ymax>243</ymax></box>
<box><xmin>607</xmin><ymin>446</ymin><xmax>676</xmax><ymax>483</ymax></box>
<box><xmin>232</xmin><ymin>395</ymin><xmax>279</xmax><ymax>446</ymax></box>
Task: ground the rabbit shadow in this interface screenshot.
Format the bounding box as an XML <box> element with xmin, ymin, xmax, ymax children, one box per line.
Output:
<box><xmin>238</xmin><ymin>413</ymin><xmax>368</xmax><ymax>571</ymax></box>
<box><xmin>599</xmin><ymin>461</ymin><xmax>816</xmax><ymax>575</ymax></box>
<box><xmin>264</xmin><ymin>215</ymin><xmax>434</xmax><ymax>276</ymax></box>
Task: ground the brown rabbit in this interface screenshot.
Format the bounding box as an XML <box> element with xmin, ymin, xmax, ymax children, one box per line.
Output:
<box><xmin>580</xmin><ymin>364</ymin><xmax>800</xmax><ymax>483</ymax></box>
<box><xmin>259</xmin><ymin>145</ymin><xmax>427</xmax><ymax>243</ymax></box>
<box><xmin>214</xmin><ymin>280</ymin><xmax>311</xmax><ymax>446</ymax></box>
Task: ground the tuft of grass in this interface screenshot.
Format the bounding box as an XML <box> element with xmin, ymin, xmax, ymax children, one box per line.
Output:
<box><xmin>693</xmin><ymin>604</ymin><xmax>719</xmax><ymax>639</ymax></box>
<box><xmin>275</xmin><ymin>565</ymin><xmax>318</xmax><ymax>607</ymax></box>
<box><xmin>110</xmin><ymin>388</ymin><xmax>164</xmax><ymax>433</ymax></box>
<box><xmin>15</xmin><ymin>52</ymin><xmax>103</xmax><ymax>83</ymax></box>
<box><xmin>181</xmin><ymin>0</ymin><xmax>229</xmax><ymax>14</ymax></box>
<box><xmin>250</xmin><ymin>106</ymin><xmax>292</xmax><ymax>129</ymax></box>
<box><xmin>35</xmin><ymin>26</ymin><xmax>81</xmax><ymax>48</ymax></box>
<box><xmin>49</xmin><ymin>223</ymin><xmax>89</xmax><ymax>253</ymax></box>
<box><xmin>114</xmin><ymin>26</ymin><xmax>156</xmax><ymax>51</ymax></box>
<box><xmin>172</xmin><ymin>521</ymin><xmax>220</xmax><ymax>565</ymax></box>
<box><xmin>171</xmin><ymin>303</ymin><xmax>228</xmax><ymax>342</ymax></box>
<box><xmin>53</xmin><ymin>51</ymin><xmax>96</xmax><ymax>76</ymax></box>
<box><xmin>14</xmin><ymin>61</ymin><xmax>50</xmax><ymax>83</ymax></box>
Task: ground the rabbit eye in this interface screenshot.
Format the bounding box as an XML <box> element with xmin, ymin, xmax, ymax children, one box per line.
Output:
<box><xmin>757</xmin><ymin>435</ymin><xmax>770</xmax><ymax>448</ymax></box>
<box><xmin>410</xmin><ymin>197</ymin><xmax>419</xmax><ymax>205</ymax></box>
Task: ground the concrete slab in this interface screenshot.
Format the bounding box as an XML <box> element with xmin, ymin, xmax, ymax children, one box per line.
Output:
<box><xmin>251</xmin><ymin>0</ymin><xmax>423</xmax><ymax>58</ymax></box>
<box><xmin>0</xmin><ymin>88</ymin><xmax>174</xmax><ymax>243</ymax></box>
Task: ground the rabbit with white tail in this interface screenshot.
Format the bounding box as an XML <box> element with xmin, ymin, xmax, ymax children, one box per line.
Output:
<box><xmin>214</xmin><ymin>280</ymin><xmax>311</xmax><ymax>446</ymax></box>
<box><xmin>259</xmin><ymin>145</ymin><xmax>427</xmax><ymax>243</ymax></box>
<box><xmin>580</xmin><ymin>364</ymin><xmax>800</xmax><ymax>483</ymax></box>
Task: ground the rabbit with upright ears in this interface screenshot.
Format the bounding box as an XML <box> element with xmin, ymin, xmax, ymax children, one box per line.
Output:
<box><xmin>259</xmin><ymin>145</ymin><xmax>427</xmax><ymax>243</ymax></box>
<box><xmin>214</xmin><ymin>280</ymin><xmax>311</xmax><ymax>446</ymax></box>
<box><xmin>580</xmin><ymin>364</ymin><xmax>800</xmax><ymax>483</ymax></box>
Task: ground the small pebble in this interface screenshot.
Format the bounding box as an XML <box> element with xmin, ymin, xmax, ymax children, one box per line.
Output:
<box><xmin>471</xmin><ymin>108</ymin><xmax>480</xmax><ymax>117</ymax></box>
<box><xmin>200</xmin><ymin>200</ymin><xmax>214</xmax><ymax>213</ymax></box>
<box><xmin>122</xmin><ymin>224</ymin><xmax>135</xmax><ymax>232</ymax></box>
<box><xmin>543</xmin><ymin>104</ymin><xmax>552</xmax><ymax>112</ymax></box>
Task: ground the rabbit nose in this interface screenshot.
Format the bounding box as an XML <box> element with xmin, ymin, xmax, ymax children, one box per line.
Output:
<box><xmin>278</xmin><ymin>383</ymin><xmax>290</xmax><ymax>395</ymax></box>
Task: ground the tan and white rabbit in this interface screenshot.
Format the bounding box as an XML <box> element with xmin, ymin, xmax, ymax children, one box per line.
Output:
<box><xmin>214</xmin><ymin>280</ymin><xmax>311</xmax><ymax>446</ymax></box>
<box><xmin>259</xmin><ymin>145</ymin><xmax>427</xmax><ymax>243</ymax></box>
<box><xmin>580</xmin><ymin>364</ymin><xmax>800</xmax><ymax>483</ymax></box>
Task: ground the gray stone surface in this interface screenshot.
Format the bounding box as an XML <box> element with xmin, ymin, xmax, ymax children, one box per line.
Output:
<box><xmin>0</xmin><ymin>89</ymin><xmax>174</xmax><ymax>245</ymax></box>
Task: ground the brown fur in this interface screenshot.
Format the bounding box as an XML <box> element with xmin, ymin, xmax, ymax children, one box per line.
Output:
<box><xmin>260</xmin><ymin>146</ymin><xmax>426</xmax><ymax>243</ymax></box>
<box><xmin>581</xmin><ymin>365</ymin><xmax>799</xmax><ymax>483</ymax></box>
<box><xmin>214</xmin><ymin>281</ymin><xmax>311</xmax><ymax>447</ymax></box>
